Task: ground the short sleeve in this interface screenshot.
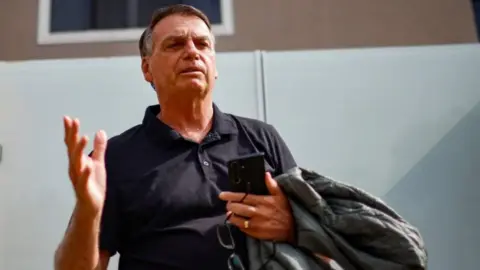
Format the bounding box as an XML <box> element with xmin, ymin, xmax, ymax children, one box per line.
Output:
<box><xmin>88</xmin><ymin>151</ymin><xmax>121</xmax><ymax>256</ymax></box>
<box><xmin>99</xmin><ymin>183</ymin><xmax>121</xmax><ymax>256</ymax></box>
<box><xmin>266</xmin><ymin>125</ymin><xmax>297</xmax><ymax>176</ymax></box>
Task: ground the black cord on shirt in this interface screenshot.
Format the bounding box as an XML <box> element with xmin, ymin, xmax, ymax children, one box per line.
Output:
<box><xmin>227</xmin><ymin>182</ymin><xmax>277</xmax><ymax>270</ymax></box>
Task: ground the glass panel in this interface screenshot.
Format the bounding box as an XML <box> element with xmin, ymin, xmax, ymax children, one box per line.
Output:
<box><xmin>50</xmin><ymin>0</ymin><xmax>223</xmax><ymax>33</ymax></box>
<box><xmin>473</xmin><ymin>0</ymin><xmax>480</xmax><ymax>40</ymax></box>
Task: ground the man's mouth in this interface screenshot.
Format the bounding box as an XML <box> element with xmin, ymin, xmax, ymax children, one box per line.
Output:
<box><xmin>180</xmin><ymin>67</ymin><xmax>203</xmax><ymax>74</ymax></box>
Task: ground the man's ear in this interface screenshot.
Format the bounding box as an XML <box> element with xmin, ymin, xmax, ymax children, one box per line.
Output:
<box><xmin>141</xmin><ymin>57</ymin><xmax>153</xmax><ymax>83</ymax></box>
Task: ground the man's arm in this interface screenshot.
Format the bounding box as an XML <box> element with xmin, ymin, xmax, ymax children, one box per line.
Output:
<box><xmin>266</xmin><ymin>124</ymin><xmax>297</xmax><ymax>175</ymax></box>
<box><xmin>58</xmin><ymin>119</ymin><xmax>115</xmax><ymax>270</ymax></box>
<box><xmin>54</xmin><ymin>205</ymin><xmax>110</xmax><ymax>270</ymax></box>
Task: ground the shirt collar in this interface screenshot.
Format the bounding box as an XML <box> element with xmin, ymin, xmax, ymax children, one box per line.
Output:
<box><xmin>142</xmin><ymin>103</ymin><xmax>238</xmax><ymax>144</ymax></box>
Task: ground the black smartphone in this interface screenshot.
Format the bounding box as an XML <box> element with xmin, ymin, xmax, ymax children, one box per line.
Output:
<box><xmin>227</xmin><ymin>153</ymin><xmax>269</xmax><ymax>195</ymax></box>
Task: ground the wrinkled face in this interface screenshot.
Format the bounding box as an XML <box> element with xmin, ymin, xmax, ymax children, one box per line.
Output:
<box><xmin>142</xmin><ymin>15</ymin><xmax>217</xmax><ymax>99</ymax></box>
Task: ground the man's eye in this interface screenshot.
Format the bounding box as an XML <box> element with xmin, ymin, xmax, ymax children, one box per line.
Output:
<box><xmin>197</xmin><ymin>42</ymin><xmax>210</xmax><ymax>48</ymax></box>
<box><xmin>167</xmin><ymin>43</ymin><xmax>181</xmax><ymax>48</ymax></box>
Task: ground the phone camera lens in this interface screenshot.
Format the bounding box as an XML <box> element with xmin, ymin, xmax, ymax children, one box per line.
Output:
<box><xmin>231</xmin><ymin>161</ymin><xmax>242</xmax><ymax>184</ymax></box>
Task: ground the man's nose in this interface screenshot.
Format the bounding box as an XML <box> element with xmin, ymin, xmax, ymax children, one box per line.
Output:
<box><xmin>183</xmin><ymin>40</ymin><xmax>200</xmax><ymax>59</ymax></box>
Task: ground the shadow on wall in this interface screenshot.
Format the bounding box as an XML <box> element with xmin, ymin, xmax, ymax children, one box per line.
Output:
<box><xmin>383</xmin><ymin>101</ymin><xmax>480</xmax><ymax>270</ymax></box>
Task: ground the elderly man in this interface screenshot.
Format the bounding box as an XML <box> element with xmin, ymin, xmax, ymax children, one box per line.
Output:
<box><xmin>54</xmin><ymin>4</ymin><xmax>296</xmax><ymax>270</ymax></box>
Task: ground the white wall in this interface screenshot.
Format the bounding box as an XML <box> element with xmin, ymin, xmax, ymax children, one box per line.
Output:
<box><xmin>1</xmin><ymin>44</ymin><xmax>480</xmax><ymax>269</ymax></box>
<box><xmin>264</xmin><ymin>44</ymin><xmax>480</xmax><ymax>196</ymax></box>
<box><xmin>0</xmin><ymin>52</ymin><xmax>263</xmax><ymax>270</ymax></box>
<box><xmin>262</xmin><ymin>44</ymin><xmax>480</xmax><ymax>269</ymax></box>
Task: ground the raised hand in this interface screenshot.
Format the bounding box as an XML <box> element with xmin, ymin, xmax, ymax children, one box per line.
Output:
<box><xmin>63</xmin><ymin>116</ymin><xmax>108</xmax><ymax>218</ymax></box>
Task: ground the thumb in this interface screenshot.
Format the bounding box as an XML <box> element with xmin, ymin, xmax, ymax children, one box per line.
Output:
<box><xmin>265</xmin><ymin>172</ymin><xmax>282</xmax><ymax>196</ymax></box>
<box><xmin>91</xmin><ymin>130</ymin><xmax>107</xmax><ymax>162</ymax></box>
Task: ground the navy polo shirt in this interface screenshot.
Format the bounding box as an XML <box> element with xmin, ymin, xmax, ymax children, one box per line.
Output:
<box><xmin>99</xmin><ymin>104</ymin><xmax>296</xmax><ymax>270</ymax></box>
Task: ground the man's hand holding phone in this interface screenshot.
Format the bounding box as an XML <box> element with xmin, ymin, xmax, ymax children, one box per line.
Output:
<box><xmin>219</xmin><ymin>154</ymin><xmax>295</xmax><ymax>243</ymax></box>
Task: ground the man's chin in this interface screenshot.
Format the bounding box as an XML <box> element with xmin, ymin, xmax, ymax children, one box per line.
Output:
<box><xmin>177</xmin><ymin>80</ymin><xmax>209</xmax><ymax>95</ymax></box>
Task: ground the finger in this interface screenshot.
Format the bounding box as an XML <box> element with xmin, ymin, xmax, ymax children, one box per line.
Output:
<box><xmin>219</xmin><ymin>192</ymin><xmax>263</xmax><ymax>205</ymax></box>
<box><xmin>219</xmin><ymin>191</ymin><xmax>246</xmax><ymax>202</ymax></box>
<box><xmin>76</xmin><ymin>161</ymin><xmax>92</xmax><ymax>195</ymax></box>
<box><xmin>91</xmin><ymin>130</ymin><xmax>107</xmax><ymax>162</ymax></box>
<box><xmin>226</xmin><ymin>211</ymin><xmax>234</xmax><ymax>220</ymax></box>
<box><xmin>71</xmin><ymin>118</ymin><xmax>80</xmax><ymax>143</ymax></box>
<box><xmin>228</xmin><ymin>214</ymin><xmax>254</xmax><ymax>232</ymax></box>
<box><xmin>66</xmin><ymin>118</ymin><xmax>80</xmax><ymax>157</ymax></box>
<box><xmin>71</xmin><ymin>135</ymin><xmax>89</xmax><ymax>175</ymax></box>
<box><xmin>227</xmin><ymin>202</ymin><xmax>257</xmax><ymax>218</ymax></box>
<box><xmin>63</xmin><ymin>116</ymin><xmax>72</xmax><ymax>142</ymax></box>
<box><xmin>265</xmin><ymin>172</ymin><xmax>282</xmax><ymax>196</ymax></box>
<box><xmin>69</xmin><ymin>136</ymin><xmax>88</xmax><ymax>186</ymax></box>
<box><xmin>63</xmin><ymin>116</ymin><xmax>73</xmax><ymax>153</ymax></box>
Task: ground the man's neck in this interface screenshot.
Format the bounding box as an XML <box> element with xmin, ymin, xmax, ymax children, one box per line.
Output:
<box><xmin>158</xmin><ymin>96</ymin><xmax>214</xmax><ymax>141</ymax></box>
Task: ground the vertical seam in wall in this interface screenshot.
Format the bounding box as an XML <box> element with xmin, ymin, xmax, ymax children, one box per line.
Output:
<box><xmin>254</xmin><ymin>50</ymin><xmax>266</xmax><ymax>122</ymax></box>
<box><xmin>260</xmin><ymin>50</ymin><xmax>269</xmax><ymax>123</ymax></box>
<box><xmin>126</xmin><ymin>0</ymin><xmax>139</xmax><ymax>27</ymax></box>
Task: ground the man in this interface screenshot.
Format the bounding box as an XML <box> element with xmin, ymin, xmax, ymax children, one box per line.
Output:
<box><xmin>54</xmin><ymin>4</ymin><xmax>297</xmax><ymax>270</ymax></box>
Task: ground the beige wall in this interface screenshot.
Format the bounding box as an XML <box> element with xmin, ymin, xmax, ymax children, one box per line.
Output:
<box><xmin>0</xmin><ymin>0</ymin><xmax>477</xmax><ymax>61</ymax></box>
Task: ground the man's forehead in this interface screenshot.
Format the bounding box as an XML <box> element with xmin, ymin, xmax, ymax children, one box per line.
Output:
<box><xmin>152</xmin><ymin>15</ymin><xmax>211</xmax><ymax>40</ymax></box>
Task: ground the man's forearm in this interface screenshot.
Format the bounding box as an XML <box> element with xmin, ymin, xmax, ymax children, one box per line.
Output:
<box><xmin>54</xmin><ymin>204</ymin><xmax>101</xmax><ymax>270</ymax></box>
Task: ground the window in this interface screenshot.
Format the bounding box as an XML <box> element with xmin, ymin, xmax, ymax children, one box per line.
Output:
<box><xmin>473</xmin><ymin>0</ymin><xmax>480</xmax><ymax>40</ymax></box>
<box><xmin>37</xmin><ymin>0</ymin><xmax>234</xmax><ymax>45</ymax></box>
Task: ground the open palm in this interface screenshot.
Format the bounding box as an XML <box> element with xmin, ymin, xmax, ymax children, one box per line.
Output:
<box><xmin>63</xmin><ymin>116</ymin><xmax>108</xmax><ymax>216</ymax></box>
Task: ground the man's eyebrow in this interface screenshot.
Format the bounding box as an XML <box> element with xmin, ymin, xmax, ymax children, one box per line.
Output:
<box><xmin>160</xmin><ymin>34</ymin><xmax>184</xmax><ymax>44</ymax></box>
<box><xmin>194</xmin><ymin>35</ymin><xmax>211</xmax><ymax>40</ymax></box>
<box><xmin>162</xmin><ymin>34</ymin><xmax>212</xmax><ymax>43</ymax></box>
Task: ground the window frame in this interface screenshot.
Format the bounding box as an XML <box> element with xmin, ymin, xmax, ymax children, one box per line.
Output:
<box><xmin>36</xmin><ymin>0</ymin><xmax>234</xmax><ymax>45</ymax></box>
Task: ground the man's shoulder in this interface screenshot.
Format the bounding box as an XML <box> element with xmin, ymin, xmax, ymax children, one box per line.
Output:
<box><xmin>106</xmin><ymin>124</ymin><xmax>143</xmax><ymax>147</ymax></box>
<box><xmin>102</xmin><ymin>124</ymin><xmax>144</xmax><ymax>161</ymax></box>
<box><xmin>227</xmin><ymin>113</ymin><xmax>277</xmax><ymax>134</ymax></box>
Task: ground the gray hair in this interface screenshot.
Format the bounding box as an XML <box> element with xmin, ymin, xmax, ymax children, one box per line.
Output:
<box><xmin>139</xmin><ymin>5</ymin><xmax>216</xmax><ymax>57</ymax></box>
<box><xmin>140</xmin><ymin>28</ymin><xmax>215</xmax><ymax>57</ymax></box>
<box><xmin>139</xmin><ymin>28</ymin><xmax>153</xmax><ymax>57</ymax></box>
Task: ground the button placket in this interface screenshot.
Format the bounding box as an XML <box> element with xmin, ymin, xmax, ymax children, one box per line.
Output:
<box><xmin>199</xmin><ymin>132</ymin><xmax>220</xmax><ymax>168</ymax></box>
<box><xmin>198</xmin><ymin>145</ymin><xmax>211</xmax><ymax>178</ymax></box>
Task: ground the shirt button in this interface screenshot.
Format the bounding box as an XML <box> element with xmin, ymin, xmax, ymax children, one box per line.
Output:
<box><xmin>203</xmin><ymin>160</ymin><xmax>210</xmax><ymax>166</ymax></box>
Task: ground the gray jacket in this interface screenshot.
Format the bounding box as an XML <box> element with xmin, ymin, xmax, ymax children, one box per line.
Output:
<box><xmin>247</xmin><ymin>167</ymin><xmax>428</xmax><ymax>270</ymax></box>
